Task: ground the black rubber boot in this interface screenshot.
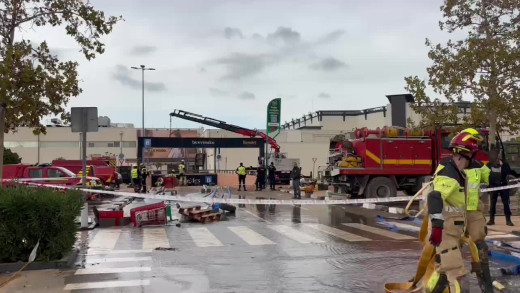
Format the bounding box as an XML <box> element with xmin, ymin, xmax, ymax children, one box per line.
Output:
<box><xmin>486</xmin><ymin>215</ymin><xmax>495</xmax><ymax>226</ymax></box>
<box><xmin>506</xmin><ymin>215</ymin><xmax>514</xmax><ymax>226</ymax></box>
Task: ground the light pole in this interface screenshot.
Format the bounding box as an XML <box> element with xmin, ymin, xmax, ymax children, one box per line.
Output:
<box><xmin>131</xmin><ymin>65</ymin><xmax>155</xmax><ymax>164</ymax></box>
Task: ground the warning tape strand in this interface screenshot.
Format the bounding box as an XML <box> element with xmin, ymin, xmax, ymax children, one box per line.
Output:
<box><xmin>3</xmin><ymin>178</ymin><xmax>520</xmax><ymax>205</ymax></box>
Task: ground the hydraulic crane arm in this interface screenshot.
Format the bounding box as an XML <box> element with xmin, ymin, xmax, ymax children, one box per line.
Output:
<box><xmin>169</xmin><ymin>109</ymin><xmax>280</xmax><ymax>154</ymax></box>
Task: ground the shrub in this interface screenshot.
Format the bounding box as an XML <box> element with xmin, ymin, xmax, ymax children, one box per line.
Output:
<box><xmin>0</xmin><ymin>186</ymin><xmax>84</xmax><ymax>262</ymax></box>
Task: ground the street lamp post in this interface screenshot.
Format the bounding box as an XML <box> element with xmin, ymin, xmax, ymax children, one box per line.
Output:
<box><xmin>131</xmin><ymin>65</ymin><xmax>155</xmax><ymax>164</ymax></box>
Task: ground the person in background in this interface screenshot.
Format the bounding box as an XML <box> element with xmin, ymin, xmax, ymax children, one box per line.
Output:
<box><xmin>268</xmin><ymin>162</ymin><xmax>277</xmax><ymax>190</ymax></box>
<box><xmin>487</xmin><ymin>158</ymin><xmax>518</xmax><ymax>226</ymax></box>
<box><xmin>131</xmin><ymin>165</ymin><xmax>141</xmax><ymax>192</ymax></box>
<box><xmin>178</xmin><ymin>160</ymin><xmax>186</xmax><ymax>186</ymax></box>
<box><xmin>141</xmin><ymin>166</ymin><xmax>149</xmax><ymax>193</ymax></box>
<box><xmin>291</xmin><ymin>162</ymin><xmax>301</xmax><ymax>199</ymax></box>
<box><xmin>154</xmin><ymin>177</ymin><xmax>165</xmax><ymax>194</ymax></box>
<box><xmin>256</xmin><ymin>163</ymin><xmax>266</xmax><ymax>191</ymax></box>
<box><xmin>236</xmin><ymin>162</ymin><xmax>247</xmax><ymax>191</ymax></box>
<box><xmin>115</xmin><ymin>172</ymin><xmax>122</xmax><ymax>189</ymax></box>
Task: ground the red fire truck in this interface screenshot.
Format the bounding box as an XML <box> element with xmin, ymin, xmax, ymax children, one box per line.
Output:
<box><xmin>2</xmin><ymin>164</ymin><xmax>102</xmax><ymax>188</ymax></box>
<box><xmin>51</xmin><ymin>159</ymin><xmax>117</xmax><ymax>187</ymax></box>
<box><xmin>327</xmin><ymin>126</ymin><xmax>490</xmax><ymax>198</ymax></box>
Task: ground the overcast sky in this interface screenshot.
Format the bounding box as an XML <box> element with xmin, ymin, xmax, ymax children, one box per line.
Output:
<box><xmin>29</xmin><ymin>0</ymin><xmax>451</xmax><ymax>129</ymax></box>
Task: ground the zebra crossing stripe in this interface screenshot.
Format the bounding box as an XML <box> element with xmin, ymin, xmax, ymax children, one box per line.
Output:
<box><xmin>85</xmin><ymin>249</ymin><xmax>153</xmax><ymax>255</ymax></box>
<box><xmin>85</xmin><ymin>256</ymin><xmax>152</xmax><ymax>264</ymax></box>
<box><xmin>228</xmin><ymin>226</ymin><xmax>275</xmax><ymax>245</ymax></box>
<box><xmin>268</xmin><ymin>225</ymin><xmax>325</xmax><ymax>244</ymax></box>
<box><xmin>305</xmin><ymin>224</ymin><xmax>371</xmax><ymax>242</ymax></box>
<box><xmin>342</xmin><ymin>223</ymin><xmax>415</xmax><ymax>240</ymax></box>
<box><xmin>143</xmin><ymin>227</ymin><xmax>170</xmax><ymax>249</ymax></box>
<box><xmin>89</xmin><ymin>229</ymin><xmax>121</xmax><ymax>251</ymax></box>
<box><xmin>75</xmin><ymin>267</ymin><xmax>152</xmax><ymax>275</ymax></box>
<box><xmin>64</xmin><ymin>280</ymin><xmax>150</xmax><ymax>290</ymax></box>
<box><xmin>187</xmin><ymin>227</ymin><xmax>224</xmax><ymax>247</ymax></box>
<box><xmin>486</xmin><ymin>234</ymin><xmax>519</xmax><ymax>240</ymax></box>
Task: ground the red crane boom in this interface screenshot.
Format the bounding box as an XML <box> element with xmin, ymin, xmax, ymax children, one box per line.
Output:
<box><xmin>169</xmin><ymin>110</ymin><xmax>280</xmax><ymax>154</ymax></box>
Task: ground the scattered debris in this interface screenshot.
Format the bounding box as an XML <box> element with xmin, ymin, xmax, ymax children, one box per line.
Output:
<box><xmin>155</xmin><ymin>247</ymin><xmax>176</xmax><ymax>251</ymax></box>
<box><xmin>179</xmin><ymin>206</ymin><xmax>222</xmax><ymax>224</ymax></box>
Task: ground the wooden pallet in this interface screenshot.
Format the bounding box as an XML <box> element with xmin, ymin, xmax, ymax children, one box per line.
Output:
<box><xmin>178</xmin><ymin>205</ymin><xmax>222</xmax><ymax>224</ymax></box>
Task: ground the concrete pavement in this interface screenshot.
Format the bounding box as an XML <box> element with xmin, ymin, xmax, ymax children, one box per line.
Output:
<box><xmin>2</xmin><ymin>187</ymin><xmax>520</xmax><ymax>292</ymax></box>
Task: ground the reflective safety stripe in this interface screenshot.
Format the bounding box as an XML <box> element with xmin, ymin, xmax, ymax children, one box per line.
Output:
<box><xmin>131</xmin><ymin>169</ymin><xmax>138</xmax><ymax>179</ymax></box>
<box><xmin>444</xmin><ymin>206</ymin><xmax>464</xmax><ymax>213</ymax></box>
<box><xmin>467</xmin><ymin>183</ymin><xmax>480</xmax><ymax>189</ymax></box>
<box><xmin>430</xmin><ymin>213</ymin><xmax>444</xmax><ymax>220</ymax></box>
<box><xmin>426</xmin><ymin>271</ymin><xmax>440</xmax><ymax>292</ymax></box>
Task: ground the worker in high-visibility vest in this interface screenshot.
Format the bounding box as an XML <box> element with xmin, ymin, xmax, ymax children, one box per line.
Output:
<box><xmin>178</xmin><ymin>160</ymin><xmax>186</xmax><ymax>186</ymax></box>
<box><xmin>425</xmin><ymin>129</ymin><xmax>495</xmax><ymax>292</ymax></box>
<box><xmin>131</xmin><ymin>165</ymin><xmax>140</xmax><ymax>192</ymax></box>
<box><xmin>236</xmin><ymin>162</ymin><xmax>247</xmax><ymax>191</ymax></box>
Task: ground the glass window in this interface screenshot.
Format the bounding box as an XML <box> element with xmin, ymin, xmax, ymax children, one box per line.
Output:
<box><xmin>441</xmin><ymin>133</ymin><xmax>451</xmax><ymax>150</ymax></box>
<box><xmin>123</xmin><ymin>141</ymin><xmax>136</xmax><ymax>148</ymax></box>
<box><xmin>40</xmin><ymin>142</ymin><xmax>78</xmax><ymax>148</ymax></box>
<box><xmin>47</xmin><ymin>168</ymin><xmax>68</xmax><ymax>178</ymax></box>
<box><xmin>4</xmin><ymin>141</ymin><xmax>38</xmax><ymax>148</ymax></box>
<box><xmin>114</xmin><ymin>141</ymin><xmax>120</xmax><ymax>148</ymax></box>
<box><xmin>28</xmin><ymin>168</ymin><xmax>43</xmax><ymax>178</ymax></box>
<box><xmin>88</xmin><ymin>142</ymin><xmax>95</xmax><ymax>147</ymax></box>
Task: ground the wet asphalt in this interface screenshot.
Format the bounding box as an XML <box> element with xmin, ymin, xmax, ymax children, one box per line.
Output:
<box><xmin>66</xmin><ymin>190</ymin><xmax>520</xmax><ymax>293</ymax></box>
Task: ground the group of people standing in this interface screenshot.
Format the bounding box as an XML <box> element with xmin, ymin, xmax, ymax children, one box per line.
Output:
<box><xmin>236</xmin><ymin>161</ymin><xmax>302</xmax><ymax>199</ymax></box>
<box><xmin>236</xmin><ymin>162</ymin><xmax>277</xmax><ymax>191</ymax></box>
<box><xmin>131</xmin><ymin>165</ymin><xmax>149</xmax><ymax>193</ymax></box>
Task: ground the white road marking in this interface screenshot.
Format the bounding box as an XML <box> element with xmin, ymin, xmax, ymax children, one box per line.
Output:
<box><xmin>385</xmin><ymin>222</ymin><xmax>421</xmax><ymax>232</ymax></box>
<box><xmin>187</xmin><ymin>227</ymin><xmax>223</xmax><ymax>247</ymax></box>
<box><xmin>86</xmin><ymin>249</ymin><xmax>153</xmax><ymax>255</ymax></box>
<box><xmin>89</xmin><ymin>229</ymin><xmax>121</xmax><ymax>251</ymax></box>
<box><xmin>75</xmin><ymin>267</ymin><xmax>151</xmax><ymax>275</ymax></box>
<box><xmin>143</xmin><ymin>227</ymin><xmax>170</xmax><ymax>249</ymax></box>
<box><xmin>228</xmin><ymin>226</ymin><xmax>276</xmax><ymax>245</ymax></box>
<box><xmin>305</xmin><ymin>224</ymin><xmax>371</xmax><ymax>242</ymax></box>
<box><xmin>268</xmin><ymin>225</ymin><xmax>325</xmax><ymax>244</ymax></box>
<box><xmin>85</xmin><ymin>256</ymin><xmax>152</xmax><ymax>264</ymax></box>
<box><xmin>342</xmin><ymin>223</ymin><xmax>415</xmax><ymax>240</ymax></box>
<box><xmin>64</xmin><ymin>280</ymin><xmax>150</xmax><ymax>290</ymax></box>
<box><xmin>486</xmin><ymin>233</ymin><xmax>519</xmax><ymax>240</ymax></box>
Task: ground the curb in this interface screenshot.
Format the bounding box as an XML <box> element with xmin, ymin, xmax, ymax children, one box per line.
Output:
<box><xmin>0</xmin><ymin>248</ymin><xmax>78</xmax><ymax>273</ymax></box>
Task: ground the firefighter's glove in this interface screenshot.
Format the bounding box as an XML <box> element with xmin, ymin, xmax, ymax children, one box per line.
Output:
<box><xmin>429</xmin><ymin>227</ymin><xmax>443</xmax><ymax>246</ymax></box>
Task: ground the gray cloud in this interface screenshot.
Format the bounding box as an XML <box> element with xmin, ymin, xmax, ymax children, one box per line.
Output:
<box><xmin>318</xmin><ymin>30</ymin><xmax>346</xmax><ymax>44</ymax></box>
<box><xmin>210</xmin><ymin>27</ymin><xmax>345</xmax><ymax>79</ymax></box>
<box><xmin>318</xmin><ymin>92</ymin><xmax>331</xmax><ymax>99</ymax></box>
<box><xmin>209</xmin><ymin>88</ymin><xmax>228</xmax><ymax>97</ymax></box>
<box><xmin>224</xmin><ymin>27</ymin><xmax>244</xmax><ymax>39</ymax></box>
<box><xmin>130</xmin><ymin>45</ymin><xmax>157</xmax><ymax>55</ymax></box>
<box><xmin>252</xmin><ymin>33</ymin><xmax>264</xmax><ymax>40</ymax></box>
<box><xmin>238</xmin><ymin>91</ymin><xmax>255</xmax><ymax>100</ymax></box>
<box><xmin>310</xmin><ymin>57</ymin><xmax>348</xmax><ymax>71</ymax></box>
<box><xmin>213</xmin><ymin>53</ymin><xmax>274</xmax><ymax>80</ymax></box>
<box><xmin>112</xmin><ymin>65</ymin><xmax>166</xmax><ymax>92</ymax></box>
<box><xmin>267</xmin><ymin>27</ymin><xmax>301</xmax><ymax>45</ymax></box>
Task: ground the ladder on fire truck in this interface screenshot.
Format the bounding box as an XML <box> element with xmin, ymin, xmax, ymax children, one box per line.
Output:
<box><xmin>169</xmin><ymin>110</ymin><xmax>280</xmax><ymax>154</ymax></box>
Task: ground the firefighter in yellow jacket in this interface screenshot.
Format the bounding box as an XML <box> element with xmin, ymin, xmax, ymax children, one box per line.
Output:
<box><xmin>425</xmin><ymin>128</ymin><xmax>495</xmax><ymax>292</ymax></box>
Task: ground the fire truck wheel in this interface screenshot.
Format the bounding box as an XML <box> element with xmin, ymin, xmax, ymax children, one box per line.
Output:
<box><xmin>365</xmin><ymin>177</ymin><xmax>396</xmax><ymax>198</ymax></box>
